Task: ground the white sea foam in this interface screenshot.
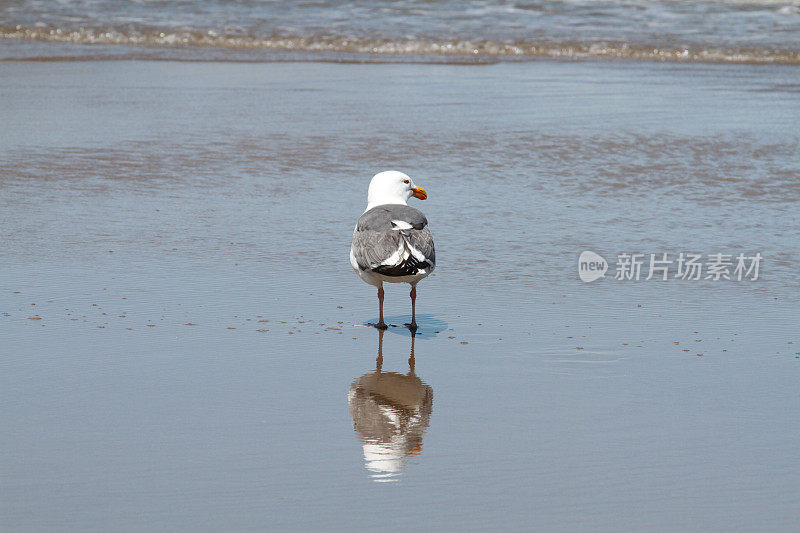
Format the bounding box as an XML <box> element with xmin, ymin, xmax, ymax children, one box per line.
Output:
<box><xmin>2</xmin><ymin>26</ymin><xmax>800</xmax><ymax>64</ymax></box>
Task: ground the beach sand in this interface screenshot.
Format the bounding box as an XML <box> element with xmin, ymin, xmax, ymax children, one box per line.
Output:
<box><xmin>1</xmin><ymin>59</ymin><xmax>799</xmax><ymax>530</ymax></box>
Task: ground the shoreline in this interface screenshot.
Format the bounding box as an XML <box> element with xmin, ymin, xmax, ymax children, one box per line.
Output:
<box><xmin>3</xmin><ymin>37</ymin><xmax>800</xmax><ymax>66</ymax></box>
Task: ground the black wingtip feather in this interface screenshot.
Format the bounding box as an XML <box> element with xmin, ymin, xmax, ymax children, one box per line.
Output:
<box><xmin>372</xmin><ymin>257</ymin><xmax>432</xmax><ymax>277</ymax></box>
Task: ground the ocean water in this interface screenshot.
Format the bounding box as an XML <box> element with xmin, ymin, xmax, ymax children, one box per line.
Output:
<box><xmin>2</xmin><ymin>0</ymin><xmax>800</xmax><ymax>63</ymax></box>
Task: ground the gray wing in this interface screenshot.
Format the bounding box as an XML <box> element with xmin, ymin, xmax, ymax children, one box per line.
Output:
<box><xmin>352</xmin><ymin>228</ymin><xmax>403</xmax><ymax>271</ymax></box>
<box><xmin>352</xmin><ymin>205</ymin><xmax>435</xmax><ymax>276</ymax></box>
<box><xmin>405</xmin><ymin>226</ymin><xmax>435</xmax><ymax>267</ymax></box>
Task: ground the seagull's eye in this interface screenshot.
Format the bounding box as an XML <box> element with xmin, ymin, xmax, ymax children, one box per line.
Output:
<box><xmin>403</xmin><ymin>179</ymin><xmax>410</xmax><ymax>184</ymax></box>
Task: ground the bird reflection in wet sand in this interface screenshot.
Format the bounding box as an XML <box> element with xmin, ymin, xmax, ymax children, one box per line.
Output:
<box><xmin>347</xmin><ymin>330</ymin><xmax>433</xmax><ymax>482</ymax></box>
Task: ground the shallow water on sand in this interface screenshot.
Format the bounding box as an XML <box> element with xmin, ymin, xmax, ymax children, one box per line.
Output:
<box><xmin>1</xmin><ymin>60</ymin><xmax>799</xmax><ymax>530</ymax></box>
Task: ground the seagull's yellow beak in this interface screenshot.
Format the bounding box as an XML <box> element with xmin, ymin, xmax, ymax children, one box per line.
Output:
<box><xmin>411</xmin><ymin>186</ymin><xmax>427</xmax><ymax>200</ymax></box>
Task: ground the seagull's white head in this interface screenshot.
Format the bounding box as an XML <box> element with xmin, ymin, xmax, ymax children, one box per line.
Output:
<box><xmin>365</xmin><ymin>170</ymin><xmax>427</xmax><ymax>211</ymax></box>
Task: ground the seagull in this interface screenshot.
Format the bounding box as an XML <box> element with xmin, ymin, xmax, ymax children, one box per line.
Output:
<box><xmin>350</xmin><ymin>171</ymin><xmax>436</xmax><ymax>331</ymax></box>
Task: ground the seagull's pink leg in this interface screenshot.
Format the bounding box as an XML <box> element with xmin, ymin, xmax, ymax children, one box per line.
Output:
<box><xmin>409</xmin><ymin>284</ymin><xmax>418</xmax><ymax>332</ymax></box>
<box><xmin>376</xmin><ymin>285</ymin><xmax>387</xmax><ymax>330</ymax></box>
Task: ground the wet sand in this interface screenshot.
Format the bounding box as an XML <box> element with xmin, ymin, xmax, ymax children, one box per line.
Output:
<box><xmin>1</xmin><ymin>60</ymin><xmax>799</xmax><ymax>531</ymax></box>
